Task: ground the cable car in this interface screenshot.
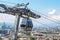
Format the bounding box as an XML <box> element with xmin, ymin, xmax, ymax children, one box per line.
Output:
<box><xmin>20</xmin><ymin>18</ymin><xmax>33</xmax><ymax>31</ymax></box>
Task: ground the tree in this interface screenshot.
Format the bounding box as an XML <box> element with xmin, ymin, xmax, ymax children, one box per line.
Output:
<box><xmin>53</xmin><ymin>38</ymin><xmax>57</xmax><ymax>40</ymax></box>
<box><xmin>30</xmin><ymin>37</ymin><xmax>35</xmax><ymax>40</ymax></box>
<box><xmin>53</xmin><ymin>36</ymin><xmax>57</xmax><ymax>40</ymax></box>
<box><xmin>46</xmin><ymin>38</ymin><xmax>49</xmax><ymax>40</ymax></box>
<box><xmin>0</xmin><ymin>37</ymin><xmax>2</xmax><ymax>40</ymax></box>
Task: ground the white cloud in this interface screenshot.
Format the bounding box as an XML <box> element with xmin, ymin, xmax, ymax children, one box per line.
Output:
<box><xmin>0</xmin><ymin>13</ymin><xmax>15</xmax><ymax>23</ymax></box>
<box><xmin>48</xmin><ymin>9</ymin><xmax>56</xmax><ymax>14</ymax></box>
<box><xmin>51</xmin><ymin>15</ymin><xmax>60</xmax><ymax>21</ymax></box>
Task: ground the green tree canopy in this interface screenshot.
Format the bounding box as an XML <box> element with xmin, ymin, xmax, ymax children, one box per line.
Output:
<box><xmin>30</xmin><ymin>37</ymin><xmax>35</xmax><ymax>40</ymax></box>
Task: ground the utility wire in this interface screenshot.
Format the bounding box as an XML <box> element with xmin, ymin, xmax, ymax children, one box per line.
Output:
<box><xmin>30</xmin><ymin>9</ymin><xmax>60</xmax><ymax>24</ymax></box>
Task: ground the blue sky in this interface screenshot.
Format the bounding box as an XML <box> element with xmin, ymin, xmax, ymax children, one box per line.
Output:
<box><xmin>0</xmin><ymin>0</ymin><xmax>60</xmax><ymax>28</ymax></box>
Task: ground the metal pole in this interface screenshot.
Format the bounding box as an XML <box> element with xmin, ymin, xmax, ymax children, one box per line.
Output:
<box><xmin>14</xmin><ymin>15</ymin><xmax>20</xmax><ymax>40</ymax></box>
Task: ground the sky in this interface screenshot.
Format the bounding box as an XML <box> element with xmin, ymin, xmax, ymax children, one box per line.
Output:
<box><xmin>0</xmin><ymin>0</ymin><xmax>60</xmax><ymax>28</ymax></box>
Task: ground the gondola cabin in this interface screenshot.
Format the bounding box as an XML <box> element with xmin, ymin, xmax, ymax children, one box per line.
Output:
<box><xmin>20</xmin><ymin>18</ymin><xmax>33</xmax><ymax>31</ymax></box>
